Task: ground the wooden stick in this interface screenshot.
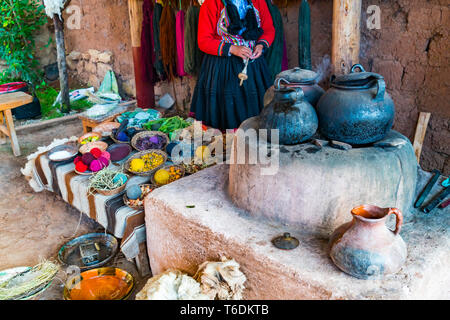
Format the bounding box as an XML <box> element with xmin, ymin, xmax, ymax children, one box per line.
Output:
<box><xmin>413</xmin><ymin>112</ymin><xmax>431</xmax><ymax>164</ymax></box>
<box><xmin>331</xmin><ymin>0</ymin><xmax>362</xmax><ymax>75</ymax></box>
<box><xmin>4</xmin><ymin>109</ymin><xmax>21</xmax><ymax>156</ymax></box>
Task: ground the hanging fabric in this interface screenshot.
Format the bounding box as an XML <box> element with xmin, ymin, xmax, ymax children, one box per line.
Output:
<box><xmin>141</xmin><ymin>0</ymin><xmax>155</xmax><ymax>83</ymax></box>
<box><xmin>264</xmin><ymin>0</ymin><xmax>284</xmax><ymax>81</ymax></box>
<box><xmin>184</xmin><ymin>4</ymin><xmax>203</xmax><ymax>75</ymax></box>
<box><xmin>153</xmin><ymin>1</ymin><xmax>166</xmax><ymax>80</ymax></box>
<box><xmin>160</xmin><ymin>0</ymin><xmax>177</xmax><ymax>81</ymax></box>
<box><xmin>175</xmin><ymin>10</ymin><xmax>187</xmax><ymax>77</ymax></box>
<box><xmin>298</xmin><ymin>0</ymin><xmax>312</xmax><ymax>70</ymax></box>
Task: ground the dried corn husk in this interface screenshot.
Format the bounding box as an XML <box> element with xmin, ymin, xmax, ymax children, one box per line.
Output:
<box><xmin>194</xmin><ymin>256</ymin><xmax>247</xmax><ymax>300</ymax></box>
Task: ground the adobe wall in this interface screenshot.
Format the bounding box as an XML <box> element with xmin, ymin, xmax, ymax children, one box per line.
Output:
<box><xmin>56</xmin><ymin>0</ymin><xmax>448</xmax><ymax>174</ymax></box>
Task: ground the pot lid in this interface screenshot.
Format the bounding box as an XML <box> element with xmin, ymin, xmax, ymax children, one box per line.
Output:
<box><xmin>272</xmin><ymin>233</ymin><xmax>299</xmax><ymax>250</ymax></box>
<box><xmin>276</xmin><ymin>67</ymin><xmax>319</xmax><ymax>84</ymax></box>
<box><xmin>331</xmin><ymin>64</ymin><xmax>384</xmax><ymax>88</ymax></box>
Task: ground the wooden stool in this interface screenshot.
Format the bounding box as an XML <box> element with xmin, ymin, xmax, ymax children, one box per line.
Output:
<box><xmin>0</xmin><ymin>92</ymin><xmax>33</xmax><ymax>156</ymax></box>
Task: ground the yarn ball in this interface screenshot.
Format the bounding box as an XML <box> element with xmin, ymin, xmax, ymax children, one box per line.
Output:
<box><xmin>113</xmin><ymin>173</ymin><xmax>128</xmax><ymax>185</ymax></box>
<box><xmin>117</xmin><ymin>131</ymin><xmax>129</xmax><ymax>142</ymax></box>
<box><xmin>101</xmin><ymin>151</ymin><xmax>111</xmax><ymax>161</ymax></box>
<box><xmin>89</xmin><ymin>160</ymin><xmax>103</xmax><ymax>172</ymax></box>
<box><xmin>73</xmin><ymin>156</ymin><xmax>82</xmax><ymax>164</ymax></box>
<box><xmin>126</xmin><ymin>184</ymin><xmax>142</xmax><ymax>200</ymax></box>
<box><xmin>81</xmin><ymin>153</ymin><xmax>95</xmax><ymax>166</ymax></box>
<box><xmin>90</xmin><ymin>148</ymin><xmax>103</xmax><ymax>159</ymax></box>
<box><xmin>98</xmin><ymin>156</ymin><xmax>109</xmax><ymax>168</ymax></box>
<box><xmin>149</xmin><ymin>135</ymin><xmax>160</xmax><ymax>144</ymax></box>
<box><xmin>75</xmin><ymin>161</ymin><xmax>88</xmax><ymax>173</ymax></box>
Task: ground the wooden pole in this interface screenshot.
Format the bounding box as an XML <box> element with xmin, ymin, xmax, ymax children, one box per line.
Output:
<box><xmin>128</xmin><ymin>0</ymin><xmax>155</xmax><ymax>109</ymax></box>
<box><xmin>413</xmin><ymin>112</ymin><xmax>431</xmax><ymax>164</ymax></box>
<box><xmin>53</xmin><ymin>14</ymin><xmax>71</xmax><ymax>112</ymax></box>
<box><xmin>331</xmin><ymin>0</ymin><xmax>362</xmax><ymax>75</ymax></box>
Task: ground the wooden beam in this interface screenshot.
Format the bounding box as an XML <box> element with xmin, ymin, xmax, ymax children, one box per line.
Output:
<box><xmin>128</xmin><ymin>0</ymin><xmax>155</xmax><ymax>109</ymax></box>
<box><xmin>413</xmin><ymin>112</ymin><xmax>431</xmax><ymax>164</ymax></box>
<box><xmin>332</xmin><ymin>0</ymin><xmax>362</xmax><ymax>75</ymax></box>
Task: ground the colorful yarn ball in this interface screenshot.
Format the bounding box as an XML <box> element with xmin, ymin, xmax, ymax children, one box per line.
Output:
<box><xmin>73</xmin><ymin>156</ymin><xmax>82</xmax><ymax>164</ymax></box>
<box><xmin>90</xmin><ymin>148</ymin><xmax>103</xmax><ymax>159</ymax></box>
<box><xmin>75</xmin><ymin>161</ymin><xmax>88</xmax><ymax>173</ymax></box>
<box><xmin>81</xmin><ymin>153</ymin><xmax>95</xmax><ymax>166</ymax></box>
<box><xmin>101</xmin><ymin>151</ymin><xmax>111</xmax><ymax>161</ymax></box>
<box><xmin>89</xmin><ymin>160</ymin><xmax>103</xmax><ymax>172</ymax></box>
<box><xmin>98</xmin><ymin>156</ymin><xmax>109</xmax><ymax>168</ymax></box>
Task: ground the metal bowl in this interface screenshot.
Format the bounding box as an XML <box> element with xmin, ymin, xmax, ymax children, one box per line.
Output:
<box><xmin>58</xmin><ymin>233</ymin><xmax>118</xmax><ymax>271</ymax></box>
<box><xmin>63</xmin><ymin>267</ymin><xmax>134</xmax><ymax>300</ymax></box>
<box><xmin>47</xmin><ymin>143</ymin><xmax>78</xmax><ymax>162</ymax></box>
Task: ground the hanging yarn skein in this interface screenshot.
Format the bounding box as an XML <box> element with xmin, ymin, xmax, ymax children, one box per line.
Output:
<box><xmin>264</xmin><ymin>0</ymin><xmax>284</xmax><ymax>81</ymax></box>
<box><xmin>153</xmin><ymin>1</ymin><xmax>166</xmax><ymax>81</ymax></box>
<box><xmin>184</xmin><ymin>3</ymin><xmax>203</xmax><ymax>75</ymax></box>
<box><xmin>160</xmin><ymin>0</ymin><xmax>178</xmax><ymax>81</ymax></box>
<box><xmin>176</xmin><ymin>10</ymin><xmax>187</xmax><ymax>77</ymax></box>
<box><xmin>141</xmin><ymin>0</ymin><xmax>155</xmax><ymax>83</ymax></box>
<box><xmin>298</xmin><ymin>0</ymin><xmax>312</xmax><ymax>70</ymax></box>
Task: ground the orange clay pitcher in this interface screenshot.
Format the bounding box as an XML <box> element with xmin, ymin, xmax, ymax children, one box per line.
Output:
<box><xmin>329</xmin><ymin>205</ymin><xmax>407</xmax><ymax>280</ymax></box>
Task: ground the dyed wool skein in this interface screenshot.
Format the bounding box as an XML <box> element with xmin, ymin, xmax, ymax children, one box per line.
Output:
<box><xmin>184</xmin><ymin>4</ymin><xmax>203</xmax><ymax>75</ymax></box>
<box><xmin>153</xmin><ymin>2</ymin><xmax>166</xmax><ymax>80</ymax></box>
<box><xmin>141</xmin><ymin>0</ymin><xmax>155</xmax><ymax>83</ymax></box>
<box><xmin>160</xmin><ymin>0</ymin><xmax>177</xmax><ymax>81</ymax></box>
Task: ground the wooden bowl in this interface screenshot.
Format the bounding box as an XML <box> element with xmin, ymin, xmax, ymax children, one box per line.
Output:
<box><xmin>79</xmin><ymin>141</ymin><xmax>108</xmax><ymax>154</ymax></box>
<box><xmin>125</xmin><ymin>149</ymin><xmax>167</xmax><ymax>176</ymax></box>
<box><xmin>123</xmin><ymin>184</ymin><xmax>157</xmax><ymax>210</ymax></box>
<box><xmin>131</xmin><ymin>131</ymin><xmax>169</xmax><ymax>152</ymax></box>
<box><xmin>78</xmin><ymin>132</ymin><xmax>102</xmax><ymax>145</ymax></box>
<box><xmin>93</xmin><ymin>122</ymin><xmax>120</xmax><ymax>137</ymax></box>
<box><xmin>151</xmin><ymin>164</ymin><xmax>185</xmax><ymax>186</ymax></box>
<box><xmin>63</xmin><ymin>267</ymin><xmax>134</xmax><ymax>300</ymax></box>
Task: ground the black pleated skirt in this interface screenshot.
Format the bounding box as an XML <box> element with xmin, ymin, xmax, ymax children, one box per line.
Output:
<box><xmin>190</xmin><ymin>54</ymin><xmax>272</xmax><ymax>131</ymax></box>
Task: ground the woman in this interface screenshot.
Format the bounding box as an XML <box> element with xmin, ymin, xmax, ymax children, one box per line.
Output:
<box><xmin>190</xmin><ymin>0</ymin><xmax>275</xmax><ymax>131</ymax></box>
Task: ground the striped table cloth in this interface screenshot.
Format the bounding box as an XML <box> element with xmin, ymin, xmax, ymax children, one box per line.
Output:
<box><xmin>32</xmin><ymin>151</ymin><xmax>149</xmax><ymax>260</ymax></box>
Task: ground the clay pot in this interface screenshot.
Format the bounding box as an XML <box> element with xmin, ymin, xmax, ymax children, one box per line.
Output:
<box><xmin>264</xmin><ymin>67</ymin><xmax>325</xmax><ymax>108</ymax></box>
<box><xmin>329</xmin><ymin>205</ymin><xmax>407</xmax><ymax>280</ymax></box>
<box><xmin>258</xmin><ymin>78</ymin><xmax>318</xmax><ymax>145</ymax></box>
<box><xmin>317</xmin><ymin>64</ymin><xmax>395</xmax><ymax>145</ymax></box>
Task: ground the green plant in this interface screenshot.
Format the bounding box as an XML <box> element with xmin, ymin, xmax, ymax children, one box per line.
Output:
<box><xmin>0</xmin><ymin>0</ymin><xmax>49</xmax><ymax>87</ymax></box>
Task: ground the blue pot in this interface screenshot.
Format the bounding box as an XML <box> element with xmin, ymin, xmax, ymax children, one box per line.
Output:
<box><xmin>258</xmin><ymin>78</ymin><xmax>318</xmax><ymax>145</ymax></box>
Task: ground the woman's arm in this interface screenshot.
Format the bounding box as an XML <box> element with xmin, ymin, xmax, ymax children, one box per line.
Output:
<box><xmin>198</xmin><ymin>0</ymin><xmax>232</xmax><ymax>56</ymax></box>
<box><xmin>255</xmin><ymin>0</ymin><xmax>275</xmax><ymax>50</ymax></box>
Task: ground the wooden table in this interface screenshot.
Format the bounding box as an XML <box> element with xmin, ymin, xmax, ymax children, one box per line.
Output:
<box><xmin>0</xmin><ymin>91</ymin><xmax>33</xmax><ymax>156</ymax></box>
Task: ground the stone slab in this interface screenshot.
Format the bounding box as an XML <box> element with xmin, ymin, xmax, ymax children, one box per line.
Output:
<box><xmin>145</xmin><ymin>165</ymin><xmax>450</xmax><ymax>299</ymax></box>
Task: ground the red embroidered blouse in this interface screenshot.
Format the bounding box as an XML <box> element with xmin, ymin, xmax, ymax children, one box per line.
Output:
<box><xmin>198</xmin><ymin>0</ymin><xmax>275</xmax><ymax>57</ymax></box>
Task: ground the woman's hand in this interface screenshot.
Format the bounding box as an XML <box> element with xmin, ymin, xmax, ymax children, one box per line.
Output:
<box><xmin>229</xmin><ymin>45</ymin><xmax>253</xmax><ymax>60</ymax></box>
<box><xmin>251</xmin><ymin>44</ymin><xmax>264</xmax><ymax>59</ymax></box>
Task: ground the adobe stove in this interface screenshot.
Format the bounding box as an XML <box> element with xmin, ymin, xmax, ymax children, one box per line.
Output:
<box><xmin>229</xmin><ymin>66</ymin><xmax>417</xmax><ymax>236</ymax></box>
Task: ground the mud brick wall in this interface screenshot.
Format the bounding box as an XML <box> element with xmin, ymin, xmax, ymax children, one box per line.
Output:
<box><xmin>57</xmin><ymin>0</ymin><xmax>448</xmax><ymax>174</ymax></box>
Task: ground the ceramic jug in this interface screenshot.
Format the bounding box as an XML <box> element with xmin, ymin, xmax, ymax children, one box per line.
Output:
<box><xmin>317</xmin><ymin>64</ymin><xmax>395</xmax><ymax>145</ymax></box>
<box><xmin>258</xmin><ymin>77</ymin><xmax>318</xmax><ymax>145</ymax></box>
<box><xmin>329</xmin><ymin>205</ymin><xmax>407</xmax><ymax>280</ymax></box>
<box><xmin>264</xmin><ymin>67</ymin><xmax>325</xmax><ymax>108</ymax></box>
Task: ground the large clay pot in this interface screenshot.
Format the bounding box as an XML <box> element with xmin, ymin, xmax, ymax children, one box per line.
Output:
<box><xmin>258</xmin><ymin>78</ymin><xmax>318</xmax><ymax>145</ymax></box>
<box><xmin>317</xmin><ymin>64</ymin><xmax>395</xmax><ymax>145</ymax></box>
<box><xmin>329</xmin><ymin>205</ymin><xmax>407</xmax><ymax>280</ymax></box>
<box><xmin>264</xmin><ymin>67</ymin><xmax>325</xmax><ymax>108</ymax></box>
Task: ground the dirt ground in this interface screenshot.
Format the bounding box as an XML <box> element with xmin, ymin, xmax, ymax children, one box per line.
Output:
<box><xmin>0</xmin><ymin>119</ymin><xmax>150</xmax><ymax>300</ymax></box>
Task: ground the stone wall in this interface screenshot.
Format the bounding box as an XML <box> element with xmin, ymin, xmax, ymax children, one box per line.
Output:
<box><xmin>50</xmin><ymin>0</ymin><xmax>448</xmax><ymax>174</ymax></box>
